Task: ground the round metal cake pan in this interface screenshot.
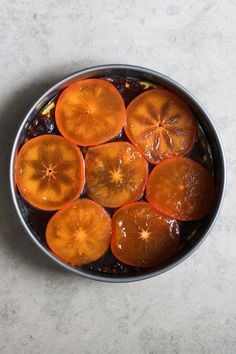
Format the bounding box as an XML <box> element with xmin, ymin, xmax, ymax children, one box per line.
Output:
<box><xmin>10</xmin><ymin>64</ymin><xmax>226</xmax><ymax>282</ymax></box>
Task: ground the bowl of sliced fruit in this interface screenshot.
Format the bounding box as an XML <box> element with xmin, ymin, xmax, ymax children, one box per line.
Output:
<box><xmin>10</xmin><ymin>64</ymin><xmax>226</xmax><ymax>282</ymax></box>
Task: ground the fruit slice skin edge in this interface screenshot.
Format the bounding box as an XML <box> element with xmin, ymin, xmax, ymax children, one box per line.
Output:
<box><xmin>46</xmin><ymin>199</ymin><xmax>112</xmax><ymax>266</ymax></box>
<box><xmin>55</xmin><ymin>78</ymin><xmax>126</xmax><ymax>146</ymax></box>
<box><xmin>125</xmin><ymin>88</ymin><xmax>198</xmax><ymax>164</ymax></box>
<box><xmin>111</xmin><ymin>202</ymin><xmax>180</xmax><ymax>268</ymax></box>
<box><xmin>15</xmin><ymin>134</ymin><xmax>85</xmax><ymax>211</ymax></box>
<box><xmin>146</xmin><ymin>157</ymin><xmax>215</xmax><ymax>221</ymax></box>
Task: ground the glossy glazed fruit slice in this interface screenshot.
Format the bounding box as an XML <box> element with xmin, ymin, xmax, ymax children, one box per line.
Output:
<box><xmin>15</xmin><ymin>135</ymin><xmax>84</xmax><ymax>210</ymax></box>
<box><xmin>55</xmin><ymin>79</ymin><xmax>126</xmax><ymax>146</ymax></box>
<box><xmin>46</xmin><ymin>199</ymin><xmax>111</xmax><ymax>265</ymax></box>
<box><xmin>125</xmin><ymin>88</ymin><xmax>197</xmax><ymax>164</ymax></box>
<box><xmin>111</xmin><ymin>202</ymin><xmax>180</xmax><ymax>267</ymax></box>
<box><xmin>85</xmin><ymin>142</ymin><xmax>148</xmax><ymax>208</ymax></box>
<box><xmin>146</xmin><ymin>157</ymin><xmax>215</xmax><ymax>221</ymax></box>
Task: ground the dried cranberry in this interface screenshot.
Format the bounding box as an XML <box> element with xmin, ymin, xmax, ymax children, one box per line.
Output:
<box><xmin>25</xmin><ymin>114</ymin><xmax>56</xmax><ymax>141</ymax></box>
<box><xmin>107</xmin><ymin>77</ymin><xmax>152</xmax><ymax>106</ymax></box>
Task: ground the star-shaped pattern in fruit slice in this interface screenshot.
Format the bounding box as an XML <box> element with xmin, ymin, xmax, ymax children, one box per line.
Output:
<box><xmin>125</xmin><ymin>88</ymin><xmax>197</xmax><ymax>164</ymax></box>
<box><xmin>15</xmin><ymin>135</ymin><xmax>84</xmax><ymax>210</ymax></box>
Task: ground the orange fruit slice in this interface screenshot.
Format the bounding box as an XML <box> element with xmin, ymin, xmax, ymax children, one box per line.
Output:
<box><xmin>125</xmin><ymin>88</ymin><xmax>197</xmax><ymax>164</ymax></box>
<box><xmin>15</xmin><ymin>135</ymin><xmax>84</xmax><ymax>211</ymax></box>
<box><xmin>46</xmin><ymin>199</ymin><xmax>111</xmax><ymax>266</ymax></box>
<box><xmin>146</xmin><ymin>157</ymin><xmax>215</xmax><ymax>221</ymax></box>
<box><xmin>85</xmin><ymin>142</ymin><xmax>148</xmax><ymax>208</ymax></box>
<box><xmin>55</xmin><ymin>79</ymin><xmax>126</xmax><ymax>146</ymax></box>
<box><xmin>111</xmin><ymin>202</ymin><xmax>180</xmax><ymax>267</ymax></box>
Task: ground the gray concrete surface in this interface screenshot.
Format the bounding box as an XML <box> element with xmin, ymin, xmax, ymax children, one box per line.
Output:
<box><xmin>0</xmin><ymin>1</ymin><xmax>235</xmax><ymax>353</ymax></box>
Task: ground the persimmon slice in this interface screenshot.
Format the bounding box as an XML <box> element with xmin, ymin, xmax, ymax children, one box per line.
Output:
<box><xmin>55</xmin><ymin>79</ymin><xmax>126</xmax><ymax>146</ymax></box>
<box><xmin>15</xmin><ymin>135</ymin><xmax>84</xmax><ymax>210</ymax></box>
<box><xmin>146</xmin><ymin>157</ymin><xmax>215</xmax><ymax>221</ymax></box>
<box><xmin>111</xmin><ymin>202</ymin><xmax>180</xmax><ymax>267</ymax></box>
<box><xmin>46</xmin><ymin>199</ymin><xmax>111</xmax><ymax>265</ymax></box>
<box><xmin>85</xmin><ymin>142</ymin><xmax>148</xmax><ymax>208</ymax></box>
<box><xmin>125</xmin><ymin>88</ymin><xmax>197</xmax><ymax>164</ymax></box>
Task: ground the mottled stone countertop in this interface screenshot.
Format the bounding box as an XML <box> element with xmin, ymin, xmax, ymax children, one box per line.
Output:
<box><xmin>0</xmin><ymin>1</ymin><xmax>235</xmax><ymax>353</ymax></box>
